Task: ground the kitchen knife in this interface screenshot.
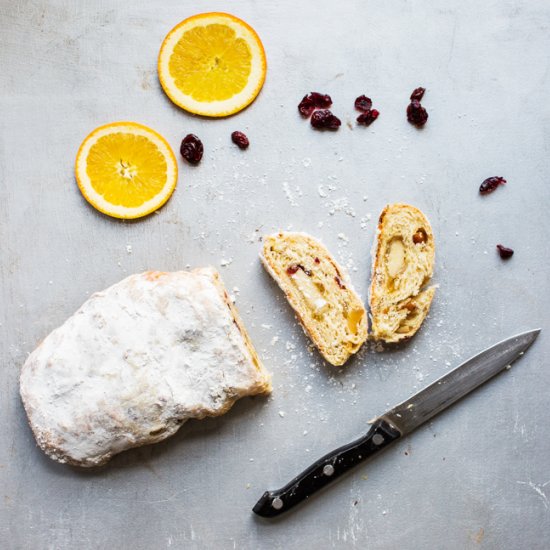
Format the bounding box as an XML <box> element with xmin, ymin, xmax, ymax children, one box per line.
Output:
<box><xmin>253</xmin><ymin>329</ymin><xmax>540</xmax><ymax>518</ymax></box>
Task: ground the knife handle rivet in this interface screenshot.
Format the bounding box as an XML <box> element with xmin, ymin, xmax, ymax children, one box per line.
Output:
<box><xmin>322</xmin><ymin>464</ymin><xmax>335</xmax><ymax>476</ymax></box>
<box><xmin>271</xmin><ymin>497</ymin><xmax>284</xmax><ymax>510</ymax></box>
<box><xmin>372</xmin><ymin>434</ymin><xmax>385</xmax><ymax>445</ymax></box>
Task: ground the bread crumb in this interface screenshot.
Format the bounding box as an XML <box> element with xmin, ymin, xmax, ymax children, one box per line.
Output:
<box><xmin>278</xmin><ymin>411</ymin><xmax>286</xmax><ymax>418</ymax></box>
<box><xmin>372</xmin><ymin>341</ymin><xmax>385</xmax><ymax>352</ymax></box>
<box><xmin>220</xmin><ymin>258</ymin><xmax>233</xmax><ymax>267</ymax></box>
<box><xmin>360</xmin><ymin>214</ymin><xmax>372</xmax><ymax>229</ymax></box>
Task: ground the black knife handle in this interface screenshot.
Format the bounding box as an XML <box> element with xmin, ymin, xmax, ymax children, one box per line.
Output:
<box><xmin>252</xmin><ymin>418</ymin><xmax>401</xmax><ymax>518</ymax></box>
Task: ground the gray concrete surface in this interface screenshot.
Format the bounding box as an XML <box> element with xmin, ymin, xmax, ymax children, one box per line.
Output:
<box><xmin>1</xmin><ymin>1</ymin><xmax>549</xmax><ymax>548</ymax></box>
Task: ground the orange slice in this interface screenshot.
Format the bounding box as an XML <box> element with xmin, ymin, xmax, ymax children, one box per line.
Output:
<box><xmin>75</xmin><ymin>122</ymin><xmax>178</xmax><ymax>219</ymax></box>
<box><xmin>158</xmin><ymin>12</ymin><xmax>267</xmax><ymax>117</ymax></box>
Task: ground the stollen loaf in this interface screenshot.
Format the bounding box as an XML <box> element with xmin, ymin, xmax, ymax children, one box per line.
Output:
<box><xmin>20</xmin><ymin>268</ymin><xmax>271</xmax><ymax>467</ymax></box>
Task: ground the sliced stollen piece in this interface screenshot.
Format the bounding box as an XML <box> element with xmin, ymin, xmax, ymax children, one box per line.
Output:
<box><xmin>369</xmin><ymin>203</ymin><xmax>436</xmax><ymax>343</ymax></box>
<box><xmin>19</xmin><ymin>268</ymin><xmax>271</xmax><ymax>467</ymax></box>
<box><xmin>261</xmin><ymin>232</ymin><xmax>368</xmax><ymax>366</ymax></box>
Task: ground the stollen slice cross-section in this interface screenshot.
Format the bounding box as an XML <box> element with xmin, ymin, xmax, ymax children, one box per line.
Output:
<box><xmin>19</xmin><ymin>268</ymin><xmax>271</xmax><ymax>467</ymax></box>
<box><xmin>369</xmin><ymin>203</ymin><xmax>436</xmax><ymax>343</ymax></box>
<box><xmin>261</xmin><ymin>232</ymin><xmax>368</xmax><ymax>366</ymax></box>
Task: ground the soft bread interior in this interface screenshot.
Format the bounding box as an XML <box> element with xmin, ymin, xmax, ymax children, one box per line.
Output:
<box><xmin>262</xmin><ymin>232</ymin><xmax>368</xmax><ymax>366</ymax></box>
<box><xmin>370</xmin><ymin>204</ymin><xmax>435</xmax><ymax>343</ymax></box>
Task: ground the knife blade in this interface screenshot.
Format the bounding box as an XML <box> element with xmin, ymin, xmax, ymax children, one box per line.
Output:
<box><xmin>252</xmin><ymin>329</ymin><xmax>540</xmax><ymax>518</ymax></box>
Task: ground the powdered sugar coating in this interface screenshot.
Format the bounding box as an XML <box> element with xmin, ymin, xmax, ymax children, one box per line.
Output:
<box><xmin>19</xmin><ymin>268</ymin><xmax>271</xmax><ymax>467</ymax></box>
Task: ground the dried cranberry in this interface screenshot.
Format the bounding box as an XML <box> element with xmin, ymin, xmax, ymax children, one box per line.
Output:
<box><xmin>314</xmin><ymin>257</ymin><xmax>320</xmax><ymax>264</ymax></box>
<box><xmin>298</xmin><ymin>92</ymin><xmax>332</xmax><ymax>117</ymax></box>
<box><xmin>311</xmin><ymin>109</ymin><xmax>341</xmax><ymax>130</ymax></box>
<box><xmin>310</xmin><ymin>92</ymin><xmax>332</xmax><ymax>108</ymax></box>
<box><xmin>496</xmin><ymin>245</ymin><xmax>514</xmax><ymax>259</ymax></box>
<box><xmin>286</xmin><ymin>264</ymin><xmax>312</xmax><ymax>276</ymax></box>
<box><xmin>180</xmin><ymin>134</ymin><xmax>203</xmax><ymax>164</ymax></box>
<box><xmin>357</xmin><ymin>109</ymin><xmax>379</xmax><ymax>126</ymax></box>
<box><xmin>479</xmin><ymin>177</ymin><xmax>506</xmax><ymax>195</ymax></box>
<box><xmin>334</xmin><ymin>276</ymin><xmax>346</xmax><ymax>289</ymax></box>
<box><xmin>298</xmin><ymin>96</ymin><xmax>315</xmax><ymax>117</ymax></box>
<box><xmin>407</xmin><ymin>100</ymin><xmax>428</xmax><ymax>126</ymax></box>
<box><xmin>410</xmin><ymin>87</ymin><xmax>426</xmax><ymax>101</ymax></box>
<box><xmin>354</xmin><ymin>95</ymin><xmax>373</xmax><ymax>112</ymax></box>
<box><xmin>231</xmin><ymin>131</ymin><xmax>249</xmax><ymax>149</ymax></box>
<box><xmin>412</xmin><ymin>229</ymin><xmax>428</xmax><ymax>244</ymax></box>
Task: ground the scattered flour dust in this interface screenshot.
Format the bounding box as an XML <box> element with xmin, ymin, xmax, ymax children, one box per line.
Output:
<box><xmin>337</xmin><ymin>233</ymin><xmax>349</xmax><ymax>245</ymax></box>
<box><xmin>282</xmin><ymin>181</ymin><xmax>303</xmax><ymax>206</ymax></box>
<box><xmin>178</xmin><ymin>142</ymin><xmax>464</xmax><ymax>522</ymax></box>
<box><xmin>360</xmin><ymin>214</ymin><xmax>372</xmax><ymax>229</ymax></box>
<box><xmin>326</xmin><ymin>196</ymin><xmax>356</xmax><ymax>218</ymax></box>
<box><xmin>330</xmin><ymin>496</ymin><xmax>367</xmax><ymax>545</ymax></box>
